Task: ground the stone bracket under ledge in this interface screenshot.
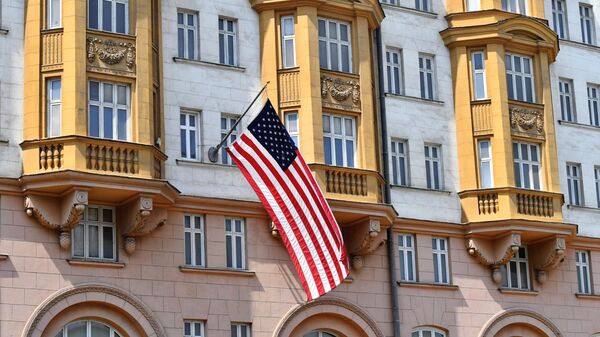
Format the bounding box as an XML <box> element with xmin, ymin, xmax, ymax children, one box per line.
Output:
<box><xmin>119</xmin><ymin>196</ymin><xmax>168</xmax><ymax>255</ymax></box>
<box><xmin>467</xmin><ymin>233</ymin><xmax>521</xmax><ymax>284</ymax></box>
<box><xmin>344</xmin><ymin>218</ymin><xmax>386</xmax><ymax>270</ymax></box>
<box><xmin>529</xmin><ymin>236</ymin><xmax>566</xmax><ymax>284</ymax></box>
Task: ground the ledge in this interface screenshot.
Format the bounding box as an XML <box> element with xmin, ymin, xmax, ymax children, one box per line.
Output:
<box><xmin>0</xmin><ymin>138</ymin><xmax>9</xmax><ymax>145</ymax></box>
<box><xmin>0</xmin><ymin>28</ymin><xmax>8</xmax><ymax>35</ymax></box>
<box><xmin>381</xmin><ymin>3</ymin><xmax>438</xmax><ymax>18</ymax></box>
<box><xmin>173</xmin><ymin>57</ymin><xmax>246</xmax><ymax>72</ymax></box>
<box><xmin>398</xmin><ymin>281</ymin><xmax>459</xmax><ymax>290</ymax></box>
<box><xmin>175</xmin><ymin>159</ymin><xmax>237</xmax><ymax>169</ymax></box>
<box><xmin>575</xmin><ymin>293</ymin><xmax>600</xmax><ymax>299</ymax></box>
<box><xmin>385</xmin><ymin>93</ymin><xmax>444</xmax><ymax>106</ymax></box>
<box><xmin>567</xmin><ymin>205</ymin><xmax>600</xmax><ymax>213</ymax></box>
<box><xmin>67</xmin><ymin>259</ymin><xmax>126</xmax><ymax>268</ymax></box>
<box><xmin>343</xmin><ymin>277</ymin><xmax>354</xmax><ymax>284</ymax></box>
<box><xmin>558</xmin><ymin>120</ymin><xmax>600</xmax><ymax>132</ymax></box>
<box><xmin>559</xmin><ymin>38</ymin><xmax>600</xmax><ymax>53</ymax></box>
<box><xmin>498</xmin><ymin>288</ymin><xmax>539</xmax><ymax>296</ymax></box>
<box><xmin>179</xmin><ymin>266</ymin><xmax>256</xmax><ymax>277</ymax></box>
<box><xmin>391</xmin><ymin>184</ymin><xmax>453</xmax><ymax>195</ymax></box>
<box><xmin>0</xmin><ymin>254</ymin><xmax>8</xmax><ymax>261</ymax></box>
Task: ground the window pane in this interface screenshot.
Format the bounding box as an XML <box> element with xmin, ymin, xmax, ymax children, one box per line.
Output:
<box><xmin>226</xmin><ymin>235</ymin><xmax>233</xmax><ymax>268</ymax></box>
<box><xmin>117</xmin><ymin>86</ymin><xmax>127</xmax><ymax>105</ymax></box>
<box><xmin>178</xmin><ymin>28</ymin><xmax>185</xmax><ymax>58</ymax></box>
<box><xmin>219</xmin><ymin>34</ymin><xmax>225</xmax><ymax>63</ymax></box>
<box><xmin>90</xmin><ymin>81</ymin><xmax>100</xmax><ymax>101</ymax></box>
<box><xmin>116</xmin><ymin>3</ymin><xmax>126</xmax><ymax>34</ymax></box>
<box><xmin>118</xmin><ymin>109</ymin><xmax>127</xmax><ymax>140</ymax></box>
<box><xmin>73</xmin><ymin>224</ymin><xmax>84</xmax><ymax>257</ymax></box>
<box><xmin>509</xmin><ymin>261</ymin><xmax>518</xmax><ymax>287</ymax></box>
<box><xmin>67</xmin><ymin>321</ymin><xmax>87</xmax><ymax>337</ymax></box>
<box><xmin>407</xmin><ymin>251</ymin><xmax>414</xmax><ymax>280</ymax></box>
<box><xmin>91</xmin><ymin>321</ymin><xmax>111</xmax><ymax>337</ymax></box>
<box><xmin>284</xmin><ymin>39</ymin><xmax>295</xmax><ymax>67</ymax></box>
<box><xmin>102</xmin><ymin>0</ymin><xmax>112</xmax><ymax>31</ymax></box>
<box><xmin>346</xmin><ymin>140</ymin><xmax>354</xmax><ymax>167</ymax></box>
<box><xmin>334</xmin><ymin>139</ymin><xmax>343</xmax><ymax>166</ymax></box>
<box><xmin>195</xmin><ymin>232</ymin><xmax>202</xmax><ymax>266</ymax></box>
<box><xmin>324</xmin><ymin>137</ymin><xmax>332</xmax><ymax>165</ymax></box>
<box><xmin>228</xmin><ymin>35</ymin><xmax>235</xmax><ymax>65</ymax></box>
<box><xmin>104</xmin><ymin>107</ymin><xmax>114</xmax><ymax>139</ymax></box>
<box><xmin>236</xmin><ymin>236</ymin><xmax>243</xmax><ymax>268</ymax></box>
<box><xmin>519</xmin><ymin>262</ymin><xmax>528</xmax><ymax>289</ymax></box>
<box><xmin>102</xmin><ymin>226</ymin><xmax>114</xmax><ymax>259</ymax></box>
<box><xmin>90</xmin><ymin>106</ymin><xmax>100</xmax><ymax>137</ymax></box>
<box><xmin>89</xmin><ymin>0</ymin><xmax>99</xmax><ymax>29</ymax></box>
<box><xmin>89</xmin><ymin>225</ymin><xmax>99</xmax><ymax>258</ymax></box>
<box><xmin>319</xmin><ymin>41</ymin><xmax>328</xmax><ymax>68</ymax></box>
<box><xmin>103</xmin><ymin>83</ymin><xmax>113</xmax><ymax>103</ymax></box>
<box><xmin>188</xmin><ymin>29</ymin><xmax>195</xmax><ymax>59</ymax></box>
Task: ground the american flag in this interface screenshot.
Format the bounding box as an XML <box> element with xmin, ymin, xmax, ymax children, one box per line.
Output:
<box><xmin>227</xmin><ymin>99</ymin><xmax>349</xmax><ymax>301</ymax></box>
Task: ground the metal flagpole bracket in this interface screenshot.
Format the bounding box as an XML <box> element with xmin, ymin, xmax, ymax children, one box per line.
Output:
<box><xmin>208</xmin><ymin>82</ymin><xmax>270</xmax><ymax>163</ymax></box>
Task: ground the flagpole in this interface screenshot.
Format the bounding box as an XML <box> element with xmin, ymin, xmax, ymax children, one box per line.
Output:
<box><xmin>207</xmin><ymin>82</ymin><xmax>270</xmax><ymax>163</ymax></box>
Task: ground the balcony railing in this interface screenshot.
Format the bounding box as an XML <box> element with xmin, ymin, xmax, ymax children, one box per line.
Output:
<box><xmin>309</xmin><ymin>164</ymin><xmax>383</xmax><ymax>203</ymax></box>
<box><xmin>21</xmin><ymin>136</ymin><xmax>167</xmax><ymax>179</ymax></box>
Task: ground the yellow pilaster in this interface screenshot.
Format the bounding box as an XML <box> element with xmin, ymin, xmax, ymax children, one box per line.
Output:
<box><xmin>23</xmin><ymin>0</ymin><xmax>42</xmax><ymax>140</ymax></box>
<box><xmin>356</xmin><ymin>16</ymin><xmax>377</xmax><ymax>171</ymax></box>
<box><xmin>258</xmin><ymin>10</ymin><xmax>279</xmax><ymax>107</ymax></box>
<box><xmin>539</xmin><ymin>52</ymin><xmax>560</xmax><ymax>193</ymax></box>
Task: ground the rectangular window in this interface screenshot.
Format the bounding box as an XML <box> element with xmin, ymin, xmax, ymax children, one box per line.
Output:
<box><xmin>478</xmin><ymin>140</ymin><xmax>493</xmax><ymax>188</ymax></box>
<box><xmin>184</xmin><ymin>215</ymin><xmax>204</xmax><ymax>267</ymax></box>
<box><xmin>318</xmin><ymin>18</ymin><xmax>352</xmax><ymax>73</ymax></box>
<box><xmin>467</xmin><ymin>0</ymin><xmax>480</xmax><ymax>11</ymax></box>
<box><xmin>576</xmin><ymin>251</ymin><xmax>592</xmax><ymax>294</ymax></box>
<box><xmin>88</xmin><ymin>0</ymin><xmax>128</xmax><ymax>34</ymax></box>
<box><xmin>47</xmin><ymin>0</ymin><xmax>61</xmax><ymax>28</ymax></box>
<box><xmin>567</xmin><ymin>163</ymin><xmax>583</xmax><ymax>206</ymax></box>
<box><xmin>425</xmin><ymin>144</ymin><xmax>442</xmax><ymax>190</ymax></box>
<box><xmin>559</xmin><ymin>79</ymin><xmax>575</xmax><ymax>122</ymax></box>
<box><xmin>177</xmin><ymin>10</ymin><xmax>198</xmax><ymax>60</ymax></box>
<box><xmin>281</xmin><ymin>16</ymin><xmax>296</xmax><ymax>68</ymax></box>
<box><xmin>88</xmin><ymin>81</ymin><xmax>130</xmax><ymax>140</ymax></box>
<box><xmin>588</xmin><ymin>84</ymin><xmax>600</xmax><ymax>126</ymax></box>
<box><xmin>225</xmin><ymin>218</ymin><xmax>245</xmax><ymax>269</ymax></box>
<box><xmin>580</xmin><ymin>4</ymin><xmax>595</xmax><ymax>45</ymax></box>
<box><xmin>415</xmin><ymin>0</ymin><xmax>431</xmax><ymax>12</ymax></box>
<box><xmin>323</xmin><ymin>114</ymin><xmax>356</xmax><ymax>168</ymax></box>
<box><xmin>47</xmin><ymin>78</ymin><xmax>62</xmax><ymax>138</ymax></box>
<box><xmin>505</xmin><ymin>53</ymin><xmax>535</xmax><ymax>103</ymax></box>
<box><xmin>419</xmin><ymin>54</ymin><xmax>436</xmax><ymax>100</ymax></box>
<box><xmin>398</xmin><ymin>234</ymin><xmax>416</xmax><ymax>282</ymax></box>
<box><xmin>285</xmin><ymin>111</ymin><xmax>299</xmax><ymax>147</ymax></box>
<box><xmin>72</xmin><ymin>206</ymin><xmax>116</xmax><ymax>261</ymax></box>
<box><xmin>231</xmin><ymin>324</ymin><xmax>251</xmax><ymax>337</ymax></box>
<box><xmin>502</xmin><ymin>0</ymin><xmax>527</xmax><ymax>14</ymax></box>
<box><xmin>391</xmin><ymin>139</ymin><xmax>409</xmax><ymax>186</ymax></box>
<box><xmin>595</xmin><ymin>166</ymin><xmax>600</xmax><ymax>208</ymax></box>
<box><xmin>381</xmin><ymin>0</ymin><xmax>398</xmax><ymax>4</ymax></box>
<box><xmin>471</xmin><ymin>51</ymin><xmax>487</xmax><ymax>100</ymax></box>
<box><xmin>220</xmin><ymin>115</ymin><xmax>239</xmax><ymax>165</ymax></box>
<box><xmin>184</xmin><ymin>320</ymin><xmax>204</xmax><ymax>337</ymax></box>
<box><xmin>432</xmin><ymin>237</ymin><xmax>449</xmax><ymax>284</ymax></box>
<box><xmin>501</xmin><ymin>246</ymin><xmax>530</xmax><ymax>290</ymax></box>
<box><xmin>513</xmin><ymin>142</ymin><xmax>542</xmax><ymax>190</ymax></box>
<box><xmin>552</xmin><ymin>0</ymin><xmax>568</xmax><ymax>39</ymax></box>
<box><xmin>386</xmin><ymin>48</ymin><xmax>403</xmax><ymax>95</ymax></box>
<box><xmin>219</xmin><ymin>18</ymin><xmax>237</xmax><ymax>66</ymax></box>
<box><xmin>180</xmin><ymin>111</ymin><xmax>199</xmax><ymax>160</ymax></box>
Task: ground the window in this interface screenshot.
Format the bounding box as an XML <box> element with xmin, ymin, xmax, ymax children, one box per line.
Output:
<box><xmin>53</xmin><ymin>320</ymin><xmax>122</xmax><ymax>337</ymax></box>
<box><xmin>471</xmin><ymin>51</ymin><xmax>487</xmax><ymax>100</ymax></box>
<box><xmin>398</xmin><ymin>234</ymin><xmax>416</xmax><ymax>282</ymax></box>
<box><xmin>88</xmin><ymin>81</ymin><xmax>130</xmax><ymax>140</ymax></box>
<box><xmin>432</xmin><ymin>237</ymin><xmax>449</xmax><ymax>284</ymax></box>
<box><xmin>386</xmin><ymin>48</ymin><xmax>403</xmax><ymax>95</ymax></box>
<box><xmin>478</xmin><ymin>140</ymin><xmax>493</xmax><ymax>188</ymax></box>
<box><xmin>226</xmin><ymin>218</ymin><xmax>245</xmax><ymax>269</ymax></box>
<box><xmin>513</xmin><ymin>142</ymin><xmax>542</xmax><ymax>190</ymax></box>
<box><xmin>184</xmin><ymin>215</ymin><xmax>204</xmax><ymax>267</ymax></box>
<box><xmin>219</xmin><ymin>18</ymin><xmax>237</xmax><ymax>66</ymax></box>
<box><xmin>552</xmin><ymin>0</ymin><xmax>568</xmax><ymax>39</ymax></box>
<box><xmin>501</xmin><ymin>246</ymin><xmax>530</xmax><ymax>289</ymax></box>
<box><xmin>281</xmin><ymin>16</ymin><xmax>296</xmax><ymax>68</ymax></box>
<box><xmin>505</xmin><ymin>53</ymin><xmax>535</xmax><ymax>103</ymax></box>
<box><xmin>567</xmin><ymin>163</ymin><xmax>583</xmax><ymax>206</ymax></box>
<box><xmin>180</xmin><ymin>111</ymin><xmax>199</xmax><ymax>160</ymax></box>
<box><xmin>318</xmin><ymin>18</ymin><xmax>352</xmax><ymax>73</ymax></box>
<box><xmin>576</xmin><ymin>251</ymin><xmax>592</xmax><ymax>294</ymax></box>
<box><xmin>47</xmin><ymin>78</ymin><xmax>61</xmax><ymax>138</ymax></box>
<box><xmin>304</xmin><ymin>331</ymin><xmax>338</xmax><ymax>337</ymax></box>
<box><xmin>220</xmin><ymin>115</ymin><xmax>239</xmax><ymax>165</ymax></box>
<box><xmin>412</xmin><ymin>328</ymin><xmax>446</xmax><ymax>337</ymax></box>
<box><xmin>231</xmin><ymin>324</ymin><xmax>251</xmax><ymax>337</ymax></box>
<box><xmin>559</xmin><ymin>79</ymin><xmax>575</xmax><ymax>122</ymax></box>
<box><xmin>47</xmin><ymin>0</ymin><xmax>61</xmax><ymax>28</ymax></box>
<box><xmin>88</xmin><ymin>0</ymin><xmax>128</xmax><ymax>34</ymax></box>
<box><xmin>588</xmin><ymin>84</ymin><xmax>600</xmax><ymax>126</ymax></box>
<box><xmin>177</xmin><ymin>10</ymin><xmax>198</xmax><ymax>60</ymax></box>
<box><xmin>580</xmin><ymin>4</ymin><xmax>595</xmax><ymax>45</ymax></box>
<box><xmin>502</xmin><ymin>0</ymin><xmax>527</xmax><ymax>14</ymax></box>
<box><xmin>415</xmin><ymin>0</ymin><xmax>431</xmax><ymax>12</ymax></box>
<box><xmin>322</xmin><ymin>114</ymin><xmax>356</xmax><ymax>168</ymax></box>
<box><xmin>285</xmin><ymin>111</ymin><xmax>299</xmax><ymax>147</ymax></box>
<box><xmin>595</xmin><ymin>166</ymin><xmax>600</xmax><ymax>208</ymax></box>
<box><xmin>467</xmin><ymin>0</ymin><xmax>480</xmax><ymax>11</ymax></box>
<box><xmin>391</xmin><ymin>139</ymin><xmax>409</xmax><ymax>186</ymax></box>
<box><xmin>425</xmin><ymin>144</ymin><xmax>442</xmax><ymax>190</ymax></box>
<box><xmin>72</xmin><ymin>206</ymin><xmax>116</xmax><ymax>261</ymax></box>
<box><xmin>184</xmin><ymin>321</ymin><xmax>204</xmax><ymax>337</ymax></box>
<box><xmin>419</xmin><ymin>54</ymin><xmax>436</xmax><ymax>100</ymax></box>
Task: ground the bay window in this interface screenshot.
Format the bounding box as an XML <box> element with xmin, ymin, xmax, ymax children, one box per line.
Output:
<box><xmin>506</xmin><ymin>53</ymin><xmax>535</xmax><ymax>103</ymax></box>
<box><xmin>323</xmin><ymin>114</ymin><xmax>356</xmax><ymax>168</ymax></box>
<box><xmin>318</xmin><ymin>18</ymin><xmax>352</xmax><ymax>73</ymax></box>
<box><xmin>513</xmin><ymin>142</ymin><xmax>542</xmax><ymax>190</ymax></box>
<box><xmin>88</xmin><ymin>80</ymin><xmax>130</xmax><ymax>141</ymax></box>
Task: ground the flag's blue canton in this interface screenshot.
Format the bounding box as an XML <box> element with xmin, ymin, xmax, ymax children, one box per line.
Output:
<box><xmin>248</xmin><ymin>100</ymin><xmax>297</xmax><ymax>170</ymax></box>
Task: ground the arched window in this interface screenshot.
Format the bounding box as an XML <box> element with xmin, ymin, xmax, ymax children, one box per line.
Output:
<box><xmin>412</xmin><ymin>327</ymin><xmax>446</xmax><ymax>337</ymax></box>
<box><xmin>304</xmin><ymin>331</ymin><xmax>338</xmax><ymax>337</ymax></box>
<box><xmin>54</xmin><ymin>320</ymin><xmax>122</xmax><ymax>337</ymax></box>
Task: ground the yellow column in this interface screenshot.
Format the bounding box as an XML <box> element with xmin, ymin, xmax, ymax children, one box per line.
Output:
<box><xmin>356</xmin><ymin>17</ymin><xmax>377</xmax><ymax>171</ymax></box>
<box><xmin>539</xmin><ymin>52</ymin><xmax>560</xmax><ymax>193</ymax></box>
<box><xmin>258</xmin><ymin>10</ymin><xmax>279</xmax><ymax>107</ymax></box>
<box><xmin>23</xmin><ymin>0</ymin><xmax>42</xmax><ymax>140</ymax></box>
<box><xmin>136</xmin><ymin>0</ymin><xmax>153</xmax><ymax>144</ymax></box>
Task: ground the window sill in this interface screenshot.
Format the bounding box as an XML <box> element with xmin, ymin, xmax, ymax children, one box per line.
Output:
<box><xmin>381</xmin><ymin>3</ymin><xmax>438</xmax><ymax>18</ymax></box>
<box><xmin>67</xmin><ymin>259</ymin><xmax>126</xmax><ymax>268</ymax></box>
<box><xmin>558</xmin><ymin>120</ymin><xmax>600</xmax><ymax>131</ymax></box>
<box><xmin>0</xmin><ymin>28</ymin><xmax>8</xmax><ymax>35</ymax></box>
<box><xmin>0</xmin><ymin>254</ymin><xmax>8</xmax><ymax>261</ymax></box>
<box><xmin>567</xmin><ymin>205</ymin><xmax>600</xmax><ymax>213</ymax></box>
<box><xmin>498</xmin><ymin>288</ymin><xmax>538</xmax><ymax>296</ymax></box>
<box><xmin>179</xmin><ymin>266</ymin><xmax>256</xmax><ymax>277</ymax></box>
<box><xmin>391</xmin><ymin>184</ymin><xmax>452</xmax><ymax>195</ymax></box>
<box><xmin>175</xmin><ymin>159</ymin><xmax>237</xmax><ymax>169</ymax></box>
<box><xmin>575</xmin><ymin>293</ymin><xmax>600</xmax><ymax>299</ymax></box>
<box><xmin>385</xmin><ymin>93</ymin><xmax>444</xmax><ymax>106</ymax></box>
<box><xmin>173</xmin><ymin>57</ymin><xmax>246</xmax><ymax>72</ymax></box>
<box><xmin>0</xmin><ymin>138</ymin><xmax>9</xmax><ymax>145</ymax></box>
<box><xmin>87</xmin><ymin>28</ymin><xmax>136</xmax><ymax>40</ymax></box>
<box><xmin>398</xmin><ymin>281</ymin><xmax>458</xmax><ymax>290</ymax></box>
<box><xmin>559</xmin><ymin>38</ymin><xmax>600</xmax><ymax>52</ymax></box>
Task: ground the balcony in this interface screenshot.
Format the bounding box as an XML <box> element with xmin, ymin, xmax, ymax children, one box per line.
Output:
<box><xmin>309</xmin><ymin>164</ymin><xmax>383</xmax><ymax>204</ymax></box>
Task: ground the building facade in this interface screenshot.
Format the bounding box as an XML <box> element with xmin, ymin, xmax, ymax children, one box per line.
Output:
<box><xmin>0</xmin><ymin>0</ymin><xmax>599</xmax><ymax>337</ymax></box>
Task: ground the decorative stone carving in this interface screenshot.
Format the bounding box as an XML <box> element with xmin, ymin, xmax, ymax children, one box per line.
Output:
<box><xmin>124</xmin><ymin>237</ymin><xmax>136</xmax><ymax>254</ymax></box>
<box><xmin>87</xmin><ymin>36</ymin><xmax>136</xmax><ymax>71</ymax></box>
<box><xmin>321</xmin><ymin>75</ymin><xmax>361</xmax><ymax>112</ymax></box>
<box><xmin>467</xmin><ymin>233</ymin><xmax>521</xmax><ymax>284</ymax></box>
<box><xmin>510</xmin><ymin>106</ymin><xmax>544</xmax><ymax>136</ymax></box>
<box><xmin>344</xmin><ymin>218</ymin><xmax>385</xmax><ymax>269</ymax></box>
<box><xmin>119</xmin><ymin>196</ymin><xmax>167</xmax><ymax>254</ymax></box>
<box><xmin>59</xmin><ymin>231</ymin><xmax>71</xmax><ymax>250</ymax></box>
<box><xmin>529</xmin><ymin>236</ymin><xmax>566</xmax><ymax>284</ymax></box>
<box><xmin>270</xmin><ymin>221</ymin><xmax>279</xmax><ymax>238</ymax></box>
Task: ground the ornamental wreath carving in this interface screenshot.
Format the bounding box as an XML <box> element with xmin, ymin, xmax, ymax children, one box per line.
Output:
<box><xmin>510</xmin><ymin>107</ymin><xmax>544</xmax><ymax>134</ymax></box>
<box><xmin>321</xmin><ymin>75</ymin><xmax>361</xmax><ymax>105</ymax></box>
<box><xmin>87</xmin><ymin>37</ymin><xmax>136</xmax><ymax>69</ymax></box>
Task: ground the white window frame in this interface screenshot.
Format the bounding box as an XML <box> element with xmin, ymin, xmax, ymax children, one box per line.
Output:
<box><xmin>391</xmin><ymin>139</ymin><xmax>409</xmax><ymax>186</ymax></box>
<box><xmin>54</xmin><ymin>320</ymin><xmax>122</xmax><ymax>337</ymax></box>
<box><xmin>386</xmin><ymin>48</ymin><xmax>403</xmax><ymax>95</ymax></box>
<box><xmin>180</xmin><ymin>110</ymin><xmax>200</xmax><ymax>160</ymax></box>
<box><xmin>471</xmin><ymin>51</ymin><xmax>487</xmax><ymax>100</ymax></box>
<box><xmin>432</xmin><ymin>237</ymin><xmax>450</xmax><ymax>284</ymax></box>
<box><xmin>398</xmin><ymin>234</ymin><xmax>416</xmax><ymax>282</ymax></box>
<box><xmin>552</xmin><ymin>0</ymin><xmax>568</xmax><ymax>39</ymax></box>
<box><xmin>424</xmin><ymin>144</ymin><xmax>442</xmax><ymax>190</ymax></box>
<box><xmin>580</xmin><ymin>4</ymin><xmax>595</xmax><ymax>45</ymax></box>
<box><xmin>72</xmin><ymin>206</ymin><xmax>117</xmax><ymax>261</ymax></box>
<box><xmin>478</xmin><ymin>140</ymin><xmax>494</xmax><ymax>188</ymax></box>
<box><xmin>184</xmin><ymin>320</ymin><xmax>205</xmax><ymax>337</ymax></box>
<box><xmin>220</xmin><ymin>114</ymin><xmax>239</xmax><ymax>165</ymax></box>
<box><xmin>88</xmin><ymin>0</ymin><xmax>129</xmax><ymax>34</ymax></box>
<box><xmin>285</xmin><ymin>111</ymin><xmax>299</xmax><ymax>147</ymax></box>
<box><xmin>281</xmin><ymin>16</ymin><xmax>296</xmax><ymax>68</ymax></box>
<box><xmin>588</xmin><ymin>84</ymin><xmax>600</xmax><ymax>126</ymax></box>
<box><xmin>415</xmin><ymin>0</ymin><xmax>431</xmax><ymax>12</ymax></box>
<box><xmin>88</xmin><ymin>80</ymin><xmax>131</xmax><ymax>141</ymax></box>
<box><xmin>318</xmin><ymin>18</ymin><xmax>352</xmax><ymax>73</ymax></box>
<box><xmin>411</xmin><ymin>327</ymin><xmax>446</xmax><ymax>337</ymax></box>
<box><xmin>231</xmin><ymin>323</ymin><xmax>251</xmax><ymax>337</ymax></box>
<box><xmin>47</xmin><ymin>78</ymin><xmax>62</xmax><ymax>138</ymax></box>
<box><xmin>419</xmin><ymin>54</ymin><xmax>436</xmax><ymax>100</ymax></box>
<box><xmin>595</xmin><ymin>166</ymin><xmax>600</xmax><ymax>208</ymax></box>
<box><xmin>502</xmin><ymin>0</ymin><xmax>527</xmax><ymax>14</ymax></box>
<box><xmin>219</xmin><ymin>17</ymin><xmax>238</xmax><ymax>66</ymax></box>
<box><xmin>381</xmin><ymin>0</ymin><xmax>398</xmax><ymax>4</ymax></box>
<box><xmin>567</xmin><ymin>163</ymin><xmax>584</xmax><ymax>206</ymax></box>
<box><xmin>467</xmin><ymin>0</ymin><xmax>480</xmax><ymax>11</ymax></box>
<box><xmin>184</xmin><ymin>215</ymin><xmax>205</xmax><ymax>267</ymax></box>
<box><xmin>177</xmin><ymin>10</ymin><xmax>199</xmax><ymax>60</ymax></box>
<box><xmin>559</xmin><ymin>79</ymin><xmax>575</xmax><ymax>122</ymax></box>
<box><xmin>322</xmin><ymin>113</ymin><xmax>356</xmax><ymax>168</ymax></box>
<box><xmin>47</xmin><ymin>0</ymin><xmax>62</xmax><ymax>28</ymax></box>
<box><xmin>576</xmin><ymin>250</ymin><xmax>592</xmax><ymax>294</ymax></box>
<box><xmin>505</xmin><ymin>53</ymin><xmax>535</xmax><ymax>103</ymax></box>
<box><xmin>501</xmin><ymin>246</ymin><xmax>530</xmax><ymax>290</ymax></box>
<box><xmin>225</xmin><ymin>217</ymin><xmax>246</xmax><ymax>270</ymax></box>
<box><xmin>513</xmin><ymin>142</ymin><xmax>542</xmax><ymax>190</ymax></box>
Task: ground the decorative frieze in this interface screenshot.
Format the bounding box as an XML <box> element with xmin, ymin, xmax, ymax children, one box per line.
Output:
<box><xmin>509</xmin><ymin>104</ymin><xmax>545</xmax><ymax>138</ymax></box>
<box><xmin>87</xmin><ymin>35</ymin><xmax>136</xmax><ymax>75</ymax></box>
<box><xmin>321</xmin><ymin>74</ymin><xmax>361</xmax><ymax>112</ymax></box>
